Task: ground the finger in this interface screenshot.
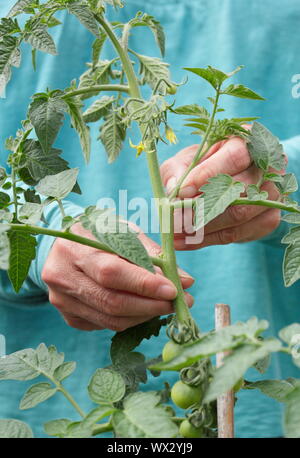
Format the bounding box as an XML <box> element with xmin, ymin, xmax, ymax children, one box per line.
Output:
<box><xmin>76</xmin><ymin>252</ymin><xmax>178</xmax><ymax>300</ymax></box>
<box><xmin>175</xmin><ymin>209</ymin><xmax>280</xmax><ymax>250</ymax></box>
<box><xmin>160</xmin><ymin>144</ymin><xmax>199</xmax><ymax>192</ymax></box>
<box><xmin>52</xmin><ymin>265</ymin><xmax>195</xmax><ymax>317</ymax></box>
<box><xmin>53</xmin><ymin>291</ymin><xmax>194</xmax><ymax>332</ymax></box>
<box><xmin>178</xmin><ymin>137</ymin><xmax>251</xmax><ymax>198</ymax></box>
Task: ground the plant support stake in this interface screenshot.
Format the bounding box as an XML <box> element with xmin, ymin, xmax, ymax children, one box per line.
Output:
<box><xmin>215</xmin><ymin>303</ymin><xmax>234</xmax><ymax>438</ymax></box>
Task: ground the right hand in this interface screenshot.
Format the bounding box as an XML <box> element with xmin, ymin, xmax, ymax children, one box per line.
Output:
<box><xmin>42</xmin><ymin>223</ymin><xmax>194</xmax><ymax>332</ymax></box>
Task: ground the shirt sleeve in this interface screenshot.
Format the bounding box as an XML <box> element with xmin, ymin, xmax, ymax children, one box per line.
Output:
<box><xmin>28</xmin><ymin>200</ymin><xmax>84</xmax><ymax>292</ymax></box>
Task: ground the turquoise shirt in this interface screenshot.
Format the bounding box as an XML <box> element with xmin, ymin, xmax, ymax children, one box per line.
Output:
<box><xmin>1</xmin><ymin>0</ymin><xmax>300</xmax><ymax>438</ymax></box>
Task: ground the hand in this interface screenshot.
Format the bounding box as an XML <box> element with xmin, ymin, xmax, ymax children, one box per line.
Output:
<box><xmin>42</xmin><ymin>223</ymin><xmax>194</xmax><ymax>331</ymax></box>
<box><xmin>160</xmin><ymin>136</ymin><xmax>285</xmax><ymax>250</ymax></box>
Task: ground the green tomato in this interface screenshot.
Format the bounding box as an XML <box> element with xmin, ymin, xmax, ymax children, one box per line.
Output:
<box><xmin>171</xmin><ymin>381</ymin><xmax>203</xmax><ymax>410</ymax></box>
<box><xmin>233</xmin><ymin>378</ymin><xmax>244</xmax><ymax>393</ymax></box>
<box><xmin>179</xmin><ymin>420</ymin><xmax>203</xmax><ymax>438</ymax></box>
<box><xmin>162</xmin><ymin>341</ymin><xmax>182</xmax><ymax>362</ymax></box>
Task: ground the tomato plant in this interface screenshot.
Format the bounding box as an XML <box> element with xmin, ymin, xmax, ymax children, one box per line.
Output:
<box><xmin>0</xmin><ymin>0</ymin><xmax>299</xmax><ymax>439</ymax></box>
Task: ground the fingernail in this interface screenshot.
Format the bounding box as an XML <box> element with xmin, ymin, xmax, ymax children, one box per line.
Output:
<box><xmin>178</xmin><ymin>267</ymin><xmax>194</xmax><ymax>281</ymax></box>
<box><xmin>166</xmin><ymin>176</ymin><xmax>177</xmax><ymax>194</ymax></box>
<box><xmin>157</xmin><ymin>284</ymin><xmax>177</xmax><ymax>299</ymax></box>
<box><xmin>179</xmin><ymin>185</ymin><xmax>198</xmax><ymax>198</ymax></box>
<box><xmin>185</xmin><ymin>292</ymin><xmax>195</xmax><ymax>307</ymax></box>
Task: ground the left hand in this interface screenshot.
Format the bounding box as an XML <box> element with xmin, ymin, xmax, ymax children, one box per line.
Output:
<box><xmin>160</xmin><ymin>136</ymin><xmax>285</xmax><ymax>250</ymax></box>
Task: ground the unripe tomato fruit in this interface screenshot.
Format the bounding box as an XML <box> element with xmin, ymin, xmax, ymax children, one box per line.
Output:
<box><xmin>171</xmin><ymin>381</ymin><xmax>203</xmax><ymax>410</ymax></box>
<box><xmin>233</xmin><ymin>378</ymin><xmax>244</xmax><ymax>393</ymax></box>
<box><xmin>179</xmin><ymin>420</ymin><xmax>203</xmax><ymax>438</ymax></box>
<box><xmin>162</xmin><ymin>341</ymin><xmax>182</xmax><ymax>362</ymax></box>
<box><xmin>166</xmin><ymin>84</ymin><xmax>177</xmax><ymax>95</ymax></box>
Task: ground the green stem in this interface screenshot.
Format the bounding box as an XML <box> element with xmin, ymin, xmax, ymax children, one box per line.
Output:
<box><xmin>172</xmin><ymin>197</ymin><xmax>300</xmax><ymax>214</ymax></box>
<box><xmin>55</xmin><ymin>382</ymin><xmax>86</xmax><ymax>418</ymax></box>
<box><xmin>57</xmin><ymin>200</ymin><xmax>66</xmax><ymax>218</ymax></box>
<box><xmin>169</xmin><ymin>88</ymin><xmax>221</xmax><ymax>200</ymax></box>
<box><xmin>11</xmin><ymin>169</ymin><xmax>18</xmax><ymax>218</ymax></box>
<box><xmin>95</xmin><ymin>13</ymin><xmax>194</xmax><ymax>328</ymax></box>
<box><xmin>62</xmin><ymin>85</ymin><xmax>129</xmax><ymax>99</ymax></box>
<box><xmin>9</xmin><ymin>223</ymin><xmax>163</xmax><ymax>268</ymax></box>
<box><xmin>92</xmin><ymin>421</ymin><xmax>113</xmax><ymax>436</ymax></box>
<box><xmin>160</xmin><ymin>203</ymin><xmax>193</xmax><ymax>325</ymax></box>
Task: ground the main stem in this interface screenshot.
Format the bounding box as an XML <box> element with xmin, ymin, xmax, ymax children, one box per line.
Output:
<box><xmin>96</xmin><ymin>14</ymin><xmax>192</xmax><ymax>325</ymax></box>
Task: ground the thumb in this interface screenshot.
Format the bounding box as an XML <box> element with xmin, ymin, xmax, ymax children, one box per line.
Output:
<box><xmin>160</xmin><ymin>145</ymin><xmax>199</xmax><ymax>194</ymax></box>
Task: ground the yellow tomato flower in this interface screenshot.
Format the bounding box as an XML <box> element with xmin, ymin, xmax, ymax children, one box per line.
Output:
<box><xmin>165</xmin><ymin>126</ymin><xmax>178</xmax><ymax>144</ymax></box>
<box><xmin>129</xmin><ymin>139</ymin><xmax>146</xmax><ymax>157</ymax></box>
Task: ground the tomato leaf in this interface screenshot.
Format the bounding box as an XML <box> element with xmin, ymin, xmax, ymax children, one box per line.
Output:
<box><xmin>88</xmin><ymin>368</ymin><xmax>126</xmax><ymax>405</ymax></box>
<box><xmin>0</xmin><ymin>419</ymin><xmax>33</xmax><ymax>438</ymax></box>
<box><xmin>8</xmin><ymin>230</ymin><xmax>36</xmax><ymax>293</ymax></box>
<box><xmin>112</xmin><ymin>392</ymin><xmax>178</xmax><ymax>438</ymax></box>
<box><xmin>19</xmin><ymin>382</ymin><xmax>57</xmax><ymax>410</ymax></box>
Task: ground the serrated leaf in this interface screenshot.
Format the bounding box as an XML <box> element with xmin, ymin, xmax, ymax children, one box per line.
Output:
<box><xmin>28</xmin><ymin>96</ymin><xmax>67</xmax><ymax>154</ymax></box>
<box><xmin>19</xmin><ymin>382</ymin><xmax>57</xmax><ymax>410</ymax></box>
<box><xmin>0</xmin><ymin>419</ymin><xmax>33</xmax><ymax>438</ymax></box>
<box><xmin>111</xmin><ymin>317</ymin><xmax>165</xmax><ymax>361</ymax></box>
<box><xmin>53</xmin><ymin>361</ymin><xmax>76</xmax><ymax>381</ymax></box>
<box><xmin>130</xmin><ymin>12</ymin><xmax>165</xmax><ymax>56</ymax></box>
<box><xmin>88</xmin><ymin>368</ymin><xmax>126</xmax><ymax>405</ymax></box>
<box><xmin>65</xmin><ymin>97</ymin><xmax>91</xmax><ymax>162</ymax></box>
<box><xmin>80</xmin><ymin>207</ymin><xmax>154</xmax><ymax>272</ymax></box>
<box><xmin>0</xmin><ymin>348</ymin><xmax>40</xmax><ymax>380</ymax></box>
<box><xmin>0</xmin><ymin>230</ymin><xmax>10</xmax><ymax>270</ymax></box>
<box><xmin>136</xmin><ymin>53</ymin><xmax>170</xmax><ymax>93</ymax></box>
<box><xmin>21</xmin><ymin>140</ymin><xmax>69</xmax><ymax>182</ymax></box>
<box><xmin>63</xmin><ymin>421</ymin><xmax>93</xmax><ymax>438</ymax></box>
<box><xmin>25</xmin><ymin>25</ymin><xmax>57</xmax><ymax>55</ymax></box>
<box><xmin>0</xmin><ymin>35</ymin><xmax>20</xmax><ymax>96</ymax></box>
<box><xmin>245</xmin><ymin>379</ymin><xmax>296</xmax><ymax>402</ymax></box>
<box><xmin>248</xmin><ymin>122</ymin><xmax>286</xmax><ymax>172</ymax></box>
<box><xmin>83</xmin><ymin>406</ymin><xmax>116</xmax><ymax>427</ymax></box>
<box><xmin>247</xmin><ymin>184</ymin><xmax>268</xmax><ymax>201</ymax></box>
<box><xmin>113</xmin><ymin>352</ymin><xmax>147</xmax><ymax>393</ymax></box>
<box><xmin>18</xmin><ymin>202</ymin><xmax>43</xmax><ymax>225</ymax></box>
<box><xmin>67</xmin><ymin>2</ymin><xmax>99</xmax><ymax>36</ymax></box>
<box><xmin>0</xmin><ymin>18</ymin><xmax>21</xmax><ymax>37</ymax></box>
<box><xmin>44</xmin><ymin>419</ymin><xmax>72</xmax><ymax>438</ymax></box>
<box><xmin>92</xmin><ymin>33</ymin><xmax>107</xmax><ymax>66</ymax></box>
<box><xmin>184</xmin><ymin>66</ymin><xmax>229</xmax><ymax>90</ymax></box>
<box><xmin>83</xmin><ymin>96</ymin><xmax>114</xmax><ymax>123</ymax></box>
<box><xmin>194</xmin><ymin>174</ymin><xmax>244</xmax><ymax>229</ymax></box>
<box><xmin>222</xmin><ymin>84</ymin><xmax>265</xmax><ymax>100</ymax></box>
<box><xmin>173</xmin><ymin>104</ymin><xmax>210</xmax><ymax>118</ymax></box>
<box><xmin>0</xmin><ymin>192</ymin><xmax>10</xmax><ymax>209</ymax></box>
<box><xmin>36</xmin><ymin>168</ymin><xmax>79</xmax><ymax>199</ymax></box>
<box><xmin>284</xmin><ymin>387</ymin><xmax>300</xmax><ymax>438</ymax></box>
<box><xmin>204</xmin><ymin>339</ymin><xmax>282</xmax><ymax>403</ymax></box>
<box><xmin>112</xmin><ymin>392</ymin><xmax>178</xmax><ymax>438</ymax></box>
<box><xmin>6</xmin><ymin>0</ymin><xmax>32</xmax><ymax>18</ymax></box>
<box><xmin>8</xmin><ymin>230</ymin><xmax>37</xmax><ymax>292</ymax></box>
<box><xmin>282</xmin><ymin>227</ymin><xmax>300</xmax><ymax>244</ymax></box>
<box><xmin>276</xmin><ymin>173</ymin><xmax>298</xmax><ymax>195</ymax></box>
<box><xmin>281</xmin><ymin>213</ymin><xmax>300</xmax><ymax>224</ymax></box>
<box><xmin>283</xmin><ymin>241</ymin><xmax>300</xmax><ymax>286</ymax></box>
<box><xmin>151</xmin><ymin>318</ymin><xmax>269</xmax><ymax>371</ymax></box>
<box><xmin>99</xmin><ymin>111</ymin><xmax>126</xmax><ymax>162</ymax></box>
